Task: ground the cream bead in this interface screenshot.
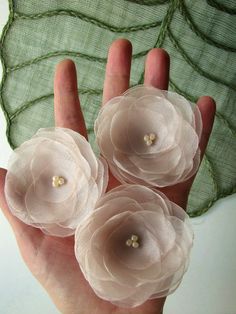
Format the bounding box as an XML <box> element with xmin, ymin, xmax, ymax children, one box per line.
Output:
<box><xmin>52</xmin><ymin>176</ymin><xmax>65</xmax><ymax>188</ymax></box>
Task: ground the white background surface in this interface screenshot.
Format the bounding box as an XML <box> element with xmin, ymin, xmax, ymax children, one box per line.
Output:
<box><xmin>0</xmin><ymin>1</ymin><xmax>236</xmax><ymax>313</ymax></box>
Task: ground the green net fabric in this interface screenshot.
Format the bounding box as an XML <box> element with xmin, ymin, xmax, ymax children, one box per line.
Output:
<box><xmin>0</xmin><ymin>0</ymin><xmax>236</xmax><ymax>217</ymax></box>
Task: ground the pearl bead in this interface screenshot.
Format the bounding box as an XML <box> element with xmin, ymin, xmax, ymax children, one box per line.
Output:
<box><xmin>126</xmin><ymin>239</ymin><xmax>132</xmax><ymax>247</ymax></box>
<box><xmin>52</xmin><ymin>176</ymin><xmax>65</xmax><ymax>188</ymax></box>
<box><xmin>144</xmin><ymin>133</ymin><xmax>157</xmax><ymax>146</ymax></box>
<box><xmin>132</xmin><ymin>242</ymin><xmax>139</xmax><ymax>248</ymax></box>
<box><xmin>58</xmin><ymin>177</ymin><xmax>65</xmax><ymax>185</ymax></box>
<box><xmin>126</xmin><ymin>234</ymin><xmax>140</xmax><ymax>248</ymax></box>
<box><xmin>149</xmin><ymin>133</ymin><xmax>156</xmax><ymax>141</ymax></box>
<box><xmin>131</xmin><ymin>234</ymin><xmax>138</xmax><ymax>242</ymax></box>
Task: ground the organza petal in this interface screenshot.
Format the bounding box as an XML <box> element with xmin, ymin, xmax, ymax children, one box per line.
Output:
<box><xmin>149</xmin><ymin>262</ymin><xmax>187</xmax><ymax>299</ymax></box>
<box><xmin>96</xmin><ymin>122</ymin><xmax>115</xmax><ymax>161</ymax></box>
<box><xmin>5</xmin><ymin>139</ymin><xmax>46</xmax><ymax>224</ymax></box>
<box><xmin>129</xmin><ymin>145</ymin><xmax>182</xmax><ymax>175</ymax></box>
<box><xmin>179</xmin><ymin>147</ymin><xmax>201</xmax><ymax>182</ymax></box>
<box><xmin>60</xmin><ymin>128</ymin><xmax>98</xmax><ymax>179</ymax></box>
<box><xmin>74</xmin><ymin>185</ymin><xmax>193</xmax><ymax>308</ymax></box>
<box><xmin>30</xmin><ymin>143</ymin><xmax>78</xmax><ymax>203</ymax></box>
<box><xmin>85</xmin><ymin>212</ymin><xmax>135</xmax><ymax>281</ymax></box>
<box><xmin>127</xmin><ymin>107</ymin><xmax>172</xmax><ymax>155</ymax></box>
<box><xmin>25</xmin><ymin>182</ymin><xmax>76</xmax><ymax>223</ymax></box>
<box><xmin>34</xmin><ymin>128</ymin><xmax>91</xmax><ymax>179</ymax></box>
<box><xmin>5</xmin><ymin>127</ymin><xmax>108</xmax><ymax>237</ymax></box>
<box><xmin>74</xmin><ymin>198</ymin><xmax>143</xmax><ymax>274</ymax></box>
<box><xmin>96</xmin><ymin>185</ymin><xmax>168</xmax><ymax>212</ymax></box>
<box><xmin>177</xmin><ymin>120</ymin><xmax>199</xmax><ymax>159</ymax></box>
<box><xmin>169</xmin><ymin>216</ymin><xmax>194</xmax><ymax>254</ymax></box>
<box><xmin>139</xmin><ymin>211</ymin><xmax>176</xmax><ymax>255</ymax></box>
<box><xmin>90</xmin><ymin>277</ymin><xmax>135</xmax><ymax>302</ymax></box>
<box><xmin>96</xmin><ymin>157</ymin><xmax>109</xmax><ymax>196</ymax></box>
<box><xmin>134</xmin><ymin>95</ymin><xmax>180</xmax><ymax>134</ymax></box>
<box><xmin>166</xmin><ymin>91</ymin><xmax>194</xmax><ymax>125</ymax></box>
<box><xmin>123</xmin><ymin>84</ymin><xmax>165</xmax><ymax>98</ymax></box>
<box><xmin>95</xmin><ymin>85</ymin><xmax>201</xmax><ymax>187</ymax></box>
<box><xmin>110</xmin><ymin>111</ymin><xmax>133</xmax><ymax>154</ymax></box>
<box><xmin>41</xmin><ymin>223</ymin><xmax>75</xmax><ymax>237</ymax></box>
<box><xmin>193</xmin><ymin>104</ymin><xmax>203</xmax><ymax>137</ymax></box>
<box><xmin>105</xmin><ymin>212</ymin><xmax>161</xmax><ymax>271</ymax></box>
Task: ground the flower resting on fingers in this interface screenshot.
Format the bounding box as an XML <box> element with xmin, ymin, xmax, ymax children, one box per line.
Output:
<box><xmin>95</xmin><ymin>85</ymin><xmax>202</xmax><ymax>187</ymax></box>
<box><xmin>75</xmin><ymin>185</ymin><xmax>193</xmax><ymax>308</ymax></box>
<box><xmin>5</xmin><ymin>127</ymin><xmax>108</xmax><ymax>237</ymax></box>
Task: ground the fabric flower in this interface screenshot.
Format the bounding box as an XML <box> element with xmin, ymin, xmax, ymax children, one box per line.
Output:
<box><xmin>75</xmin><ymin>185</ymin><xmax>193</xmax><ymax>308</ymax></box>
<box><xmin>95</xmin><ymin>85</ymin><xmax>202</xmax><ymax>187</ymax></box>
<box><xmin>5</xmin><ymin>127</ymin><xmax>108</xmax><ymax>237</ymax></box>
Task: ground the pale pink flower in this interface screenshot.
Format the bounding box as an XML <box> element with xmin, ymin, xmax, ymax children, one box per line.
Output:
<box><xmin>95</xmin><ymin>85</ymin><xmax>202</xmax><ymax>187</ymax></box>
<box><xmin>5</xmin><ymin>127</ymin><xmax>108</xmax><ymax>237</ymax></box>
<box><xmin>75</xmin><ymin>185</ymin><xmax>193</xmax><ymax>308</ymax></box>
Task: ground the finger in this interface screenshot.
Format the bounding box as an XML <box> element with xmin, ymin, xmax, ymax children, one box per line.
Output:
<box><xmin>54</xmin><ymin>59</ymin><xmax>87</xmax><ymax>139</ymax></box>
<box><xmin>102</xmin><ymin>39</ymin><xmax>132</xmax><ymax>105</ymax></box>
<box><xmin>197</xmin><ymin>96</ymin><xmax>216</xmax><ymax>159</ymax></box>
<box><xmin>144</xmin><ymin>48</ymin><xmax>170</xmax><ymax>90</ymax></box>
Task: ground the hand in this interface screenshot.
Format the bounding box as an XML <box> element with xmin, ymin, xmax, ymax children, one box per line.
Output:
<box><xmin>0</xmin><ymin>39</ymin><xmax>215</xmax><ymax>314</ymax></box>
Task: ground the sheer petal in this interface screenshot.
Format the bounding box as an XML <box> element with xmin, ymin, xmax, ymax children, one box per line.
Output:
<box><xmin>178</xmin><ymin>120</ymin><xmax>199</xmax><ymax>159</ymax></box>
<box><xmin>123</xmin><ymin>84</ymin><xmax>165</xmax><ymax>98</ymax></box>
<box><xmin>60</xmin><ymin>128</ymin><xmax>99</xmax><ymax>179</ymax></box>
<box><xmin>5</xmin><ymin>139</ymin><xmax>45</xmax><ymax>224</ymax></box>
<box><xmin>25</xmin><ymin>182</ymin><xmax>76</xmax><ymax>223</ymax></box>
<box><xmin>140</xmin><ymin>211</ymin><xmax>176</xmax><ymax>255</ymax></box>
<box><xmin>41</xmin><ymin>223</ymin><xmax>75</xmax><ymax>237</ymax></box>
<box><xmin>95</xmin><ymin>85</ymin><xmax>201</xmax><ymax>187</ymax></box>
<box><xmin>192</xmin><ymin>104</ymin><xmax>203</xmax><ymax>137</ymax></box>
<box><xmin>96</xmin><ymin>157</ymin><xmax>108</xmax><ymax>196</ymax></box>
<box><xmin>5</xmin><ymin>127</ymin><xmax>108</xmax><ymax>237</ymax></box>
<box><xmin>110</xmin><ymin>109</ymin><xmax>133</xmax><ymax>154</ymax></box>
<box><xmin>110</xmin><ymin>280</ymin><xmax>158</xmax><ymax>308</ymax></box>
<box><xmin>90</xmin><ymin>277</ymin><xmax>135</xmax><ymax>302</ymax></box>
<box><xmin>96</xmin><ymin>185</ymin><xmax>168</xmax><ymax>212</ymax></box>
<box><xmin>35</xmin><ymin>128</ymin><xmax>91</xmax><ymax>178</ymax></box>
<box><xmin>134</xmin><ymin>95</ymin><xmax>180</xmax><ymax>134</ymax></box>
<box><xmin>166</xmin><ymin>91</ymin><xmax>194</xmax><ymax>125</ymax></box>
<box><xmin>96</xmin><ymin>121</ymin><xmax>115</xmax><ymax>161</ymax></box>
<box><xmin>127</xmin><ymin>107</ymin><xmax>172</xmax><ymax>155</ymax></box>
<box><xmin>30</xmin><ymin>143</ymin><xmax>78</xmax><ymax>203</ymax></box>
<box><xmin>105</xmin><ymin>213</ymin><xmax>161</xmax><ymax>271</ymax></box>
<box><xmin>129</xmin><ymin>145</ymin><xmax>182</xmax><ymax>175</ymax></box>
<box><xmin>74</xmin><ymin>185</ymin><xmax>193</xmax><ymax>307</ymax></box>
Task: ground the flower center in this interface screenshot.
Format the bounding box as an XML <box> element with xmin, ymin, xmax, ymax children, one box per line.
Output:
<box><xmin>52</xmin><ymin>176</ymin><xmax>65</xmax><ymax>188</ymax></box>
<box><xmin>144</xmin><ymin>133</ymin><xmax>156</xmax><ymax>146</ymax></box>
<box><xmin>126</xmin><ymin>234</ymin><xmax>140</xmax><ymax>248</ymax></box>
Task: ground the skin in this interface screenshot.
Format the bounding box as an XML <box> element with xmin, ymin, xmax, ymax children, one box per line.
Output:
<box><xmin>0</xmin><ymin>39</ymin><xmax>215</xmax><ymax>314</ymax></box>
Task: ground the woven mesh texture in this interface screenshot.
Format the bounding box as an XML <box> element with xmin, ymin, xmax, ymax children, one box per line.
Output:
<box><xmin>0</xmin><ymin>0</ymin><xmax>236</xmax><ymax>216</ymax></box>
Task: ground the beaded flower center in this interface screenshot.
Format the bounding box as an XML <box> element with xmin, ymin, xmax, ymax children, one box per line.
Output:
<box><xmin>126</xmin><ymin>234</ymin><xmax>140</xmax><ymax>248</ymax></box>
<box><xmin>52</xmin><ymin>176</ymin><xmax>65</xmax><ymax>188</ymax></box>
<box><xmin>143</xmin><ymin>133</ymin><xmax>156</xmax><ymax>146</ymax></box>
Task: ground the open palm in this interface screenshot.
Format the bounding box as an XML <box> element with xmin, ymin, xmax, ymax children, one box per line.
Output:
<box><xmin>0</xmin><ymin>39</ymin><xmax>215</xmax><ymax>314</ymax></box>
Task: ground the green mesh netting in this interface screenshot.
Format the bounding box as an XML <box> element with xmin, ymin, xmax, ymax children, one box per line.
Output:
<box><xmin>0</xmin><ymin>0</ymin><xmax>236</xmax><ymax>217</ymax></box>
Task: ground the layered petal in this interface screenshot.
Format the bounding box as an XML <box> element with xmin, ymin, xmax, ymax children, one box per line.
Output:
<box><xmin>75</xmin><ymin>185</ymin><xmax>193</xmax><ymax>308</ymax></box>
<box><xmin>95</xmin><ymin>85</ymin><xmax>202</xmax><ymax>187</ymax></box>
<box><xmin>5</xmin><ymin>127</ymin><xmax>108</xmax><ymax>237</ymax></box>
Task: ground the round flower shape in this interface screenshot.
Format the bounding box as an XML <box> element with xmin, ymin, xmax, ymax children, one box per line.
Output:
<box><xmin>75</xmin><ymin>185</ymin><xmax>193</xmax><ymax>308</ymax></box>
<box><xmin>95</xmin><ymin>85</ymin><xmax>202</xmax><ymax>187</ymax></box>
<box><xmin>5</xmin><ymin>127</ymin><xmax>108</xmax><ymax>237</ymax></box>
